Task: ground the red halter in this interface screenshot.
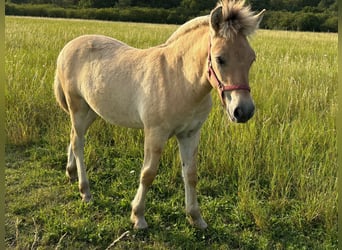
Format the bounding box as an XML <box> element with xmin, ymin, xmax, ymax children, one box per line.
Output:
<box><xmin>207</xmin><ymin>41</ymin><xmax>251</xmax><ymax>105</ymax></box>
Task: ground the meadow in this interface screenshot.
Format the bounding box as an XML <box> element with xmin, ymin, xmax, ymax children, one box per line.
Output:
<box><xmin>5</xmin><ymin>16</ymin><xmax>337</xmax><ymax>249</ymax></box>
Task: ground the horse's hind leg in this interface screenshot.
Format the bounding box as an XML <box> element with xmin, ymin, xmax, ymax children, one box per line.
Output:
<box><xmin>177</xmin><ymin>130</ymin><xmax>207</xmax><ymax>229</ymax></box>
<box><xmin>68</xmin><ymin>98</ymin><xmax>97</xmax><ymax>202</ymax></box>
<box><xmin>66</xmin><ymin>142</ymin><xmax>77</xmax><ymax>182</ymax></box>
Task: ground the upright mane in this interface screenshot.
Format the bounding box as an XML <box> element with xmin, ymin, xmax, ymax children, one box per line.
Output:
<box><xmin>165</xmin><ymin>0</ymin><xmax>262</xmax><ymax>45</ymax></box>
<box><xmin>215</xmin><ymin>0</ymin><xmax>262</xmax><ymax>38</ymax></box>
<box><xmin>165</xmin><ymin>16</ymin><xmax>209</xmax><ymax>45</ymax></box>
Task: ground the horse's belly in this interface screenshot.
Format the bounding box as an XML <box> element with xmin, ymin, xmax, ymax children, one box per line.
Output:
<box><xmin>86</xmin><ymin>96</ymin><xmax>144</xmax><ymax>129</ymax></box>
<box><xmin>100</xmin><ymin>111</ymin><xmax>143</xmax><ymax>128</ymax></box>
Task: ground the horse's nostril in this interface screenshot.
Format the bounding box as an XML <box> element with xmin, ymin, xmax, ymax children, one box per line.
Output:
<box><xmin>234</xmin><ymin>107</ymin><xmax>243</xmax><ymax>120</ymax></box>
<box><xmin>232</xmin><ymin>106</ymin><xmax>254</xmax><ymax>123</ymax></box>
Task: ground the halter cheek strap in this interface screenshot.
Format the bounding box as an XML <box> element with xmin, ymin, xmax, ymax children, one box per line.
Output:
<box><xmin>207</xmin><ymin>41</ymin><xmax>251</xmax><ymax>105</ymax></box>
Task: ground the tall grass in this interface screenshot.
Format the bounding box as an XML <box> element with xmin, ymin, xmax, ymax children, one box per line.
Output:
<box><xmin>5</xmin><ymin>16</ymin><xmax>337</xmax><ymax>249</ymax></box>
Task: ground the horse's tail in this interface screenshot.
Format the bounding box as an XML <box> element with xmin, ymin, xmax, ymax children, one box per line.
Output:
<box><xmin>54</xmin><ymin>70</ymin><xmax>69</xmax><ymax>113</ymax></box>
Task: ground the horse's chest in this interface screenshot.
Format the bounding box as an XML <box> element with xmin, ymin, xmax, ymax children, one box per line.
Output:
<box><xmin>171</xmin><ymin>103</ymin><xmax>211</xmax><ymax>137</ymax></box>
<box><xmin>173</xmin><ymin>118</ymin><xmax>204</xmax><ymax>137</ymax></box>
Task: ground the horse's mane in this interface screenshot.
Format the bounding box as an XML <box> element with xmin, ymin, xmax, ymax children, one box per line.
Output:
<box><xmin>217</xmin><ymin>0</ymin><xmax>260</xmax><ymax>38</ymax></box>
<box><xmin>165</xmin><ymin>16</ymin><xmax>209</xmax><ymax>45</ymax></box>
<box><xmin>165</xmin><ymin>0</ymin><xmax>259</xmax><ymax>45</ymax></box>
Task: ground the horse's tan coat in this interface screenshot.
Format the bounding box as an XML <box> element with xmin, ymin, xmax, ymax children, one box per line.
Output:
<box><xmin>54</xmin><ymin>0</ymin><xmax>265</xmax><ymax>229</ymax></box>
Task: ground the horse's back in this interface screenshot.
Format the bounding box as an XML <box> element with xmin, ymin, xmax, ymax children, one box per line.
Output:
<box><xmin>57</xmin><ymin>34</ymin><xmax>128</xmax><ymax>70</ymax></box>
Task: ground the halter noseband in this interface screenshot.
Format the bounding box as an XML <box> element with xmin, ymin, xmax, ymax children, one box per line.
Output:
<box><xmin>207</xmin><ymin>41</ymin><xmax>251</xmax><ymax>105</ymax></box>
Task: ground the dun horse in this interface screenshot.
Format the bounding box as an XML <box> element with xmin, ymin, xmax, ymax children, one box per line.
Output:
<box><xmin>54</xmin><ymin>0</ymin><xmax>265</xmax><ymax>229</ymax></box>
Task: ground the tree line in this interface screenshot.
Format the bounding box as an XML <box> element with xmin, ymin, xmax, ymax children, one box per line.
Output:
<box><xmin>5</xmin><ymin>0</ymin><xmax>337</xmax><ymax>32</ymax></box>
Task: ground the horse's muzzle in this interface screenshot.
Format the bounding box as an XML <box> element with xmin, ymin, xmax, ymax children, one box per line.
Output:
<box><xmin>227</xmin><ymin>100</ymin><xmax>255</xmax><ymax>123</ymax></box>
<box><xmin>232</xmin><ymin>105</ymin><xmax>255</xmax><ymax>123</ymax></box>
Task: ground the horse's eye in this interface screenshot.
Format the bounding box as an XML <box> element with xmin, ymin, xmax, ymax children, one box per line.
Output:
<box><xmin>216</xmin><ymin>56</ymin><xmax>225</xmax><ymax>65</ymax></box>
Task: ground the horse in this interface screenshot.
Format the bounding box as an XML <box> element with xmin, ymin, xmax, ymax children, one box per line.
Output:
<box><xmin>54</xmin><ymin>0</ymin><xmax>265</xmax><ymax>229</ymax></box>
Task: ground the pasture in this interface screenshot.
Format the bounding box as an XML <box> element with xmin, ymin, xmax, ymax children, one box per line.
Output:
<box><xmin>5</xmin><ymin>16</ymin><xmax>337</xmax><ymax>249</ymax></box>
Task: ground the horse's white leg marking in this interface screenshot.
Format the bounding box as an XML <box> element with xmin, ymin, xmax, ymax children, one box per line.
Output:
<box><xmin>177</xmin><ymin>131</ymin><xmax>208</xmax><ymax>229</ymax></box>
<box><xmin>69</xmin><ymin>100</ymin><xmax>97</xmax><ymax>202</ymax></box>
<box><xmin>131</xmin><ymin>128</ymin><xmax>168</xmax><ymax>229</ymax></box>
<box><xmin>66</xmin><ymin>141</ymin><xmax>77</xmax><ymax>182</ymax></box>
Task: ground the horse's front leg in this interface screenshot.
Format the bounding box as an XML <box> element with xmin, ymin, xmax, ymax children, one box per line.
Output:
<box><xmin>177</xmin><ymin>130</ymin><xmax>208</xmax><ymax>229</ymax></box>
<box><xmin>131</xmin><ymin>128</ymin><xmax>168</xmax><ymax>229</ymax></box>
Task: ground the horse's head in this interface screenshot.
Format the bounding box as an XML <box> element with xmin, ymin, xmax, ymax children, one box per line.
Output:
<box><xmin>208</xmin><ymin>0</ymin><xmax>265</xmax><ymax>123</ymax></box>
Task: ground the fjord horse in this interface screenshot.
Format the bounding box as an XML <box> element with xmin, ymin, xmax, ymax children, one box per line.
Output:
<box><xmin>54</xmin><ymin>0</ymin><xmax>265</xmax><ymax>229</ymax></box>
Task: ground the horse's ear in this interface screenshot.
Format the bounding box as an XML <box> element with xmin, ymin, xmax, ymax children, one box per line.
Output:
<box><xmin>210</xmin><ymin>6</ymin><xmax>223</xmax><ymax>35</ymax></box>
<box><xmin>255</xmin><ymin>9</ymin><xmax>266</xmax><ymax>29</ymax></box>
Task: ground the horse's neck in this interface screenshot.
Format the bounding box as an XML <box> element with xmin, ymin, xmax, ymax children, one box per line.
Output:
<box><xmin>164</xmin><ymin>25</ymin><xmax>211</xmax><ymax>99</ymax></box>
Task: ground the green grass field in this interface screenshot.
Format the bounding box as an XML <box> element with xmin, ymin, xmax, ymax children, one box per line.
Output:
<box><xmin>5</xmin><ymin>16</ymin><xmax>337</xmax><ymax>249</ymax></box>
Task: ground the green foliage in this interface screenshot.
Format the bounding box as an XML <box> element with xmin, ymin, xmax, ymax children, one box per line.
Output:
<box><xmin>180</xmin><ymin>0</ymin><xmax>215</xmax><ymax>10</ymax></box>
<box><xmin>295</xmin><ymin>12</ymin><xmax>321</xmax><ymax>31</ymax></box>
<box><xmin>5</xmin><ymin>3</ymin><xmax>192</xmax><ymax>24</ymax></box>
<box><xmin>261</xmin><ymin>10</ymin><xmax>337</xmax><ymax>32</ymax></box>
<box><xmin>6</xmin><ymin>0</ymin><xmax>338</xmax><ymax>12</ymax></box>
<box><xmin>5</xmin><ymin>0</ymin><xmax>338</xmax><ymax>32</ymax></box>
<box><xmin>5</xmin><ymin>17</ymin><xmax>337</xmax><ymax>249</ymax></box>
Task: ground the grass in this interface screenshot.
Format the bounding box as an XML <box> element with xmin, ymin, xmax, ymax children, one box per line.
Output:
<box><xmin>5</xmin><ymin>16</ymin><xmax>337</xmax><ymax>249</ymax></box>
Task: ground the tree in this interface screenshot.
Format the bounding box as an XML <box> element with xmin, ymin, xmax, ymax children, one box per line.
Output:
<box><xmin>295</xmin><ymin>12</ymin><xmax>321</xmax><ymax>31</ymax></box>
<box><xmin>180</xmin><ymin>0</ymin><xmax>216</xmax><ymax>12</ymax></box>
<box><xmin>248</xmin><ymin>0</ymin><xmax>270</xmax><ymax>11</ymax></box>
<box><xmin>79</xmin><ymin>0</ymin><xmax>117</xmax><ymax>8</ymax></box>
<box><xmin>318</xmin><ymin>0</ymin><xmax>335</xmax><ymax>8</ymax></box>
<box><xmin>115</xmin><ymin>0</ymin><xmax>131</xmax><ymax>7</ymax></box>
<box><xmin>130</xmin><ymin>0</ymin><xmax>182</xmax><ymax>9</ymax></box>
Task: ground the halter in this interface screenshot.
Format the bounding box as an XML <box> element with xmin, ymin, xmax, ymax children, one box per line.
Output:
<box><xmin>207</xmin><ymin>41</ymin><xmax>251</xmax><ymax>105</ymax></box>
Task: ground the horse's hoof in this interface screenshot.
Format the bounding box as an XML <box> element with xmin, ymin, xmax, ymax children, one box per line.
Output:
<box><xmin>190</xmin><ymin>218</ymin><xmax>208</xmax><ymax>230</ymax></box>
<box><xmin>81</xmin><ymin>193</ymin><xmax>92</xmax><ymax>202</ymax></box>
<box><xmin>131</xmin><ymin>214</ymin><xmax>148</xmax><ymax>229</ymax></box>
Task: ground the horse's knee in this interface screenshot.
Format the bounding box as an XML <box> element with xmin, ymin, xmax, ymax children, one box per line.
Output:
<box><xmin>140</xmin><ymin>167</ymin><xmax>158</xmax><ymax>186</ymax></box>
